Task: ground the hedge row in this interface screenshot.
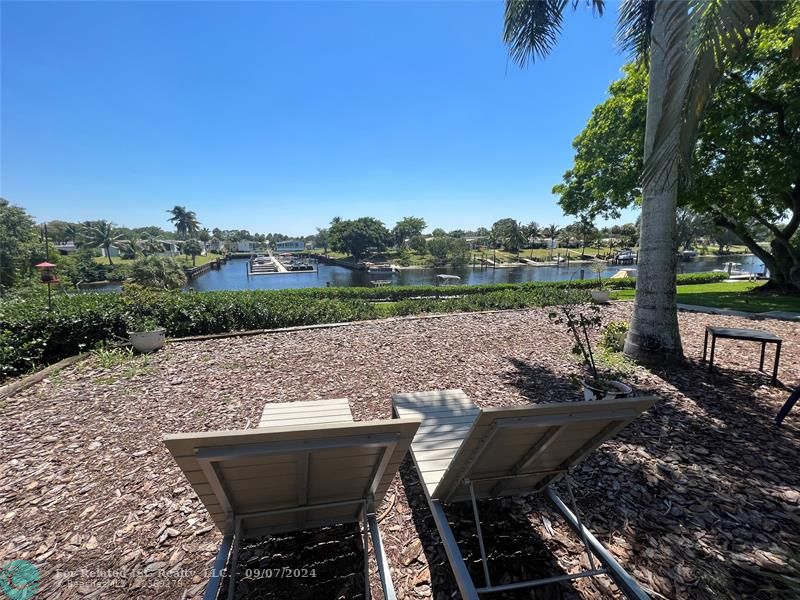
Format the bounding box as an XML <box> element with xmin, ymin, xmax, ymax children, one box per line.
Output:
<box><xmin>237</xmin><ymin>271</ymin><xmax>727</xmax><ymax>302</ymax></box>
<box><xmin>0</xmin><ymin>272</ymin><xmax>726</xmax><ymax>381</ymax></box>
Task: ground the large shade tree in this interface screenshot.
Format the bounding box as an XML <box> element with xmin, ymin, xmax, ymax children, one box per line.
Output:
<box><xmin>329</xmin><ymin>217</ymin><xmax>392</xmax><ymax>260</ymax></box>
<box><xmin>504</xmin><ymin>0</ymin><xmax>787</xmax><ymax>362</ymax></box>
<box><xmin>393</xmin><ymin>217</ymin><xmax>427</xmax><ymax>247</ymax></box>
<box><xmin>554</xmin><ymin>8</ymin><xmax>800</xmax><ymax>289</ymax></box>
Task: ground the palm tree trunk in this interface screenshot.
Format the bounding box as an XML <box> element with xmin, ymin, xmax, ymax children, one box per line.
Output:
<box><xmin>624</xmin><ymin>2</ymin><xmax>683</xmax><ymax>362</ymax></box>
<box><xmin>106</xmin><ymin>244</ymin><xmax>114</xmax><ymax>265</ymax></box>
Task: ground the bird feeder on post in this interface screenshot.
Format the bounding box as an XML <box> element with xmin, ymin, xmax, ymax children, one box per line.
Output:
<box><xmin>35</xmin><ymin>261</ymin><xmax>58</xmax><ymax>310</ymax></box>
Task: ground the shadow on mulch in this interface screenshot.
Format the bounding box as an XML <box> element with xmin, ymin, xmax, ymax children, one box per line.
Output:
<box><xmin>399</xmin><ymin>456</ymin><xmax>588</xmax><ymax>599</ymax></box>
<box><xmin>220</xmin><ymin>523</ymin><xmax>368</xmax><ymax>600</ymax></box>
<box><xmin>503</xmin><ymin>358</ymin><xmax>581</xmax><ymax>405</ymax></box>
<box><xmin>499</xmin><ymin>354</ymin><xmax>800</xmax><ymax>600</ymax></box>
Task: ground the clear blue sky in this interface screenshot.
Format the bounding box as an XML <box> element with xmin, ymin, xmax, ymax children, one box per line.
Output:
<box><xmin>1</xmin><ymin>1</ymin><xmax>637</xmax><ymax>236</ymax></box>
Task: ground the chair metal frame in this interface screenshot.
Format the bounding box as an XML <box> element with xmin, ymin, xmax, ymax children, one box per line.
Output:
<box><xmin>198</xmin><ymin>435</ymin><xmax>400</xmax><ymax>600</ymax></box>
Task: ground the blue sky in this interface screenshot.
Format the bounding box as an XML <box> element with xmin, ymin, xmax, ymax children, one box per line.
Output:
<box><xmin>1</xmin><ymin>1</ymin><xmax>637</xmax><ymax>236</ymax></box>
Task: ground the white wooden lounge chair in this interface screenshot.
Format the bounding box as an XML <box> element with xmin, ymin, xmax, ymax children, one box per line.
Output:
<box><xmin>392</xmin><ymin>389</ymin><xmax>657</xmax><ymax>600</ymax></box>
<box><xmin>164</xmin><ymin>398</ymin><xmax>420</xmax><ymax>600</ymax></box>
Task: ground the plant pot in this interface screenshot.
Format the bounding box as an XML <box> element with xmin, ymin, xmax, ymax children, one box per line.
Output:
<box><xmin>582</xmin><ymin>379</ymin><xmax>633</xmax><ymax>401</ymax></box>
<box><xmin>590</xmin><ymin>290</ymin><xmax>610</xmax><ymax>304</ymax></box>
<box><xmin>128</xmin><ymin>329</ymin><xmax>166</xmax><ymax>353</ymax></box>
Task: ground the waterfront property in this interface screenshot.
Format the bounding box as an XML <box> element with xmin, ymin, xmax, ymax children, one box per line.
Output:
<box><xmin>1</xmin><ymin>305</ymin><xmax>797</xmax><ymax>599</ymax></box>
<box><xmin>189</xmin><ymin>254</ymin><xmax>764</xmax><ymax>291</ymax></box>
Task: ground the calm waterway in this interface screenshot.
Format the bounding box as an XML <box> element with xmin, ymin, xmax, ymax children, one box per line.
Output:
<box><xmin>187</xmin><ymin>255</ymin><xmax>764</xmax><ymax>291</ymax></box>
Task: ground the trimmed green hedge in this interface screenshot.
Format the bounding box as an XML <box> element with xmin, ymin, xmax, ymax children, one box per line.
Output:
<box><xmin>236</xmin><ymin>271</ymin><xmax>726</xmax><ymax>302</ymax></box>
<box><xmin>0</xmin><ymin>272</ymin><xmax>726</xmax><ymax>381</ymax></box>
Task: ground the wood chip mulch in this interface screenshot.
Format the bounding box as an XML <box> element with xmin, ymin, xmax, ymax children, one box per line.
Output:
<box><xmin>1</xmin><ymin>304</ymin><xmax>798</xmax><ymax>600</ymax></box>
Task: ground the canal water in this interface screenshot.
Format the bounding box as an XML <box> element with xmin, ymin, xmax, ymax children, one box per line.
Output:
<box><xmin>187</xmin><ymin>255</ymin><xmax>764</xmax><ymax>292</ymax></box>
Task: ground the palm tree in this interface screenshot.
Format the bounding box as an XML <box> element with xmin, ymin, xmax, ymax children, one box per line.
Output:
<box><xmin>167</xmin><ymin>206</ymin><xmax>200</xmax><ymax>239</ymax></box>
<box><xmin>523</xmin><ymin>221</ymin><xmax>541</xmax><ymax>248</ymax></box>
<box><xmin>183</xmin><ymin>239</ymin><xmax>203</xmax><ymax>266</ymax></box>
<box><xmin>503</xmin><ymin>0</ymin><xmax>781</xmax><ymax>362</ymax></box>
<box><xmin>86</xmin><ymin>221</ymin><xmax>122</xmax><ymax>265</ymax></box>
<box><xmin>64</xmin><ymin>223</ymin><xmax>81</xmax><ymax>244</ymax></box>
<box><xmin>501</xmin><ymin>221</ymin><xmax>527</xmax><ymax>261</ymax></box>
<box><xmin>543</xmin><ymin>224</ymin><xmax>560</xmax><ymax>260</ymax></box>
<box><xmin>197</xmin><ymin>228</ymin><xmax>211</xmax><ymax>250</ymax></box>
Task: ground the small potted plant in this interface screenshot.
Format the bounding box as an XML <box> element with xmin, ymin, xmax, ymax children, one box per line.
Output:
<box><xmin>549</xmin><ymin>300</ymin><xmax>633</xmax><ymax>401</ymax></box>
<box><xmin>127</xmin><ymin>315</ymin><xmax>166</xmax><ymax>353</ymax></box>
<box><xmin>589</xmin><ymin>260</ymin><xmax>610</xmax><ymax>304</ymax></box>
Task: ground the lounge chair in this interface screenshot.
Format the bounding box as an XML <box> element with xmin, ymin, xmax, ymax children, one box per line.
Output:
<box><xmin>164</xmin><ymin>398</ymin><xmax>420</xmax><ymax>600</ymax></box>
<box><xmin>392</xmin><ymin>389</ymin><xmax>656</xmax><ymax>600</ymax></box>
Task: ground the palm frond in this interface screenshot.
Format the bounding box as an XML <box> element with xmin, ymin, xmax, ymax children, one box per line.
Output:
<box><xmin>504</xmin><ymin>0</ymin><xmax>570</xmax><ymax>66</ymax></box>
<box><xmin>617</xmin><ymin>0</ymin><xmax>656</xmax><ymax>63</ymax></box>
<box><xmin>642</xmin><ymin>0</ymin><xmax>782</xmax><ymax>190</ymax></box>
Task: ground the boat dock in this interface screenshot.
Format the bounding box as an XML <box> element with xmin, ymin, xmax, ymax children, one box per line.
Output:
<box><xmin>247</xmin><ymin>251</ymin><xmax>316</xmax><ymax>276</ymax></box>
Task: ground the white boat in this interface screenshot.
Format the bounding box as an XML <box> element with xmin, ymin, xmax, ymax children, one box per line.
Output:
<box><xmin>713</xmin><ymin>262</ymin><xmax>757</xmax><ymax>280</ymax></box>
<box><xmin>367</xmin><ymin>263</ymin><xmax>397</xmax><ymax>273</ymax></box>
<box><xmin>436</xmin><ymin>274</ymin><xmax>461</xmax><ymax>286</ymax></box>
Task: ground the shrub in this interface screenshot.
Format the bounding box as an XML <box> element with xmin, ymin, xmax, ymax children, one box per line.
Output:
<box><xmin>0</xmin><ymin>272</ymin><xmax>726</xmax><ymax>381</ymax></box>
<box><xmin>130</xmin><ymin>256</ymin><xmax>187</xmax><ymax>289</ymax></box>
<box><xmin>599</xmin><ymin>321</ymin><xmax>629</xmax><ymax>353</ymax></box>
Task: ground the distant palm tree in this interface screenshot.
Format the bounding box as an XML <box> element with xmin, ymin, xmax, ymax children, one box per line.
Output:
<box><xmin>503</xmin><ymin>0</ymin><xmax>782</xmax><ymax>361</ymax></box>
<box><xmin>183</xmin><ymin>239</ymin><xmax>203</xmax><ymax>267</ymax></box>
<box><xmin>523</xmin><ymin>221</ymin><xmax>541</xmax><ymax>257</ymax></box>
<box><xmin>543</xmin><ymin>224</ymin><xmax>560</xmax><ymax>259</ymax></box>
<box><xmin>167</xmin><ymin>206</ymin><xmax>200</xmax><ymax>239</ymax></box>
<box><xmin>197</xmin><ymin>228</ymin><xmax>211</xmax><ymax>250</ymax></box>
<box><xmin>64</xmin><ymin>223</ymin><xmax>81</xmax><ymax>244</ymax></box>
<box><xmin>86</xmin><ymin>221</ymin><xmax>122</xmax><ymax>265</ymax></box>
<box><xmin>501</xmin><ymin>221</ymin><xmax>527</xmax><ymax>261</ymax></box>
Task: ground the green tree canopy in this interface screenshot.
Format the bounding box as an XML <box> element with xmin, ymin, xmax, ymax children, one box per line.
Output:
<box><xmin>0</xmin><ymin>198</ymin><xmax>37</xmax><ymax>292</ymax></box>
<box><xmin>553</xmin><ymin>11</ymin><xmax>800</xmax><ymax>288</ymax></box>
<box><xmin>491</xmin><ymin>218</ymin><xmax>526</xmax><ymax>254</ymax></box>
<box><xmin>392</xmin><ymin>217</ymin><xmax>427</xmax><ymax>246</ymax></box>
<box><xmin>329</xmin><ymin>217</ymin><xmax>391</xmax><ymax>260</ymax></box>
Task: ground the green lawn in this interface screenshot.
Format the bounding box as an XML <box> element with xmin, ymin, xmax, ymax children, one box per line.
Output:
<box><xmin>94</xmin><ymin>253</ymin><xmax>223</xmax><ymax>268</ymax></box>
<box><xmin>611</xmin><ymin>281</ymin><xmax>800</xmax><ymax>313</ymax></box>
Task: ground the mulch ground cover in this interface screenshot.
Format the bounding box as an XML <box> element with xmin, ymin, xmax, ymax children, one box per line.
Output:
<box><xmin>1</xmin><ymin>303</ymin><xmax>798</xmax><ymax>599</ymax></box>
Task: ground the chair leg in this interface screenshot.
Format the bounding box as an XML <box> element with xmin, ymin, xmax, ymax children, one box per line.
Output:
<box><xmin>367</xmin><ymin>512</ymin><xmax>396</xmax><ymax>600</ymax></box>
<box><xmin>759</xmin><ymin>342</ymin><xmax>766</xmax><ymax>371</ymax></box>
<box><xmin>467</xmin><ymin>480</ymin><xmax>492</xmax><ymax>589</ymax></box>
<box><xmin>773</xmin><ymin>342</ymin><xmax>781</xmax><ymax>385</ymax></box>
<box><xmin>429</xmin><ymin>500</ymin><xmax>480</xmax><ymax>600</ymax></box>
<box><xmin>227</xmin><ymin>519</ymin><xmax>242</xmax><ymax>600</ymax></box>
<box><xmin>776</xmin><ymin>387</ymin><xmax>800</xmax><ymax>426</ymax></box>
<box><xmin>546</xmin><ymin>486</ymin><xmax>651</xmax><ymax>600</ymax></box>
<box><xmin>708</xmin><ymin>336</ymin><xmax>717</xmax><ymax>373</ymax></box>
<box><xmin>564</xmin><ymin>476</ymin><xmax>598</xmax><ymax>573</ymax></box>
<box><xmin>204</xmin><ymin>534</ymin><xmax>234</xmax><ymax>600</ymax></box>
<box><xmin>702</xmin><ymin>329</ymin><xmax>709</xmax><ymax>363</ymax></box>
<box><xmin>361</xmin><ymin>504</ymin><xmax>371</xmax><ymax>600</ymax></box>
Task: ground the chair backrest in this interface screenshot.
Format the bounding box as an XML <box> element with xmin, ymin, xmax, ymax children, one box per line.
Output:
<box><xmin>432</xmin><ymin>396</ymin><xmax>657</xmax><ymax>502</ymax></box>
<box><xmin>164</xmin><ymin>418</ymin><xmax>420</xmax><ymax>537</ymax></box>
